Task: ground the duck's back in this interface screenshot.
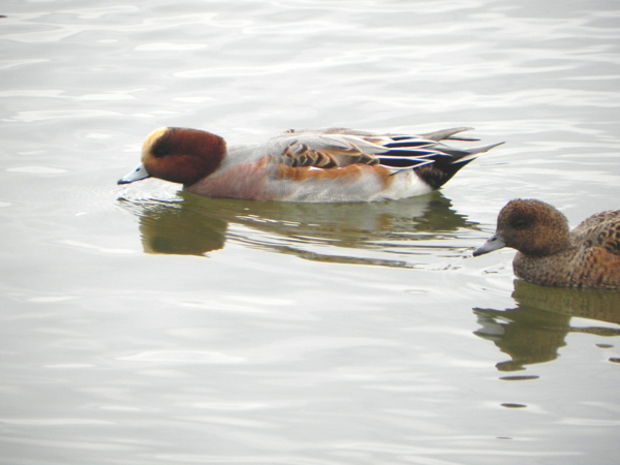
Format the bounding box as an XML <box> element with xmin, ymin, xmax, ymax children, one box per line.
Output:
<box><xmin>571</xmin><ymin>210</ymin><xmax>620</xmax><ymax>255</ymax></box>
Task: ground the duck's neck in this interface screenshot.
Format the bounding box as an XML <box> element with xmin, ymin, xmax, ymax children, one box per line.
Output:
<box><xmin>513</xmin><ymin>252</ymin><xmax>572</xmax><ymax>286</ymax></box>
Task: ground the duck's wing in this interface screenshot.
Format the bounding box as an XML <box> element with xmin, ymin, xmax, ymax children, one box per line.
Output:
<box><xmin>269</xmin><ymin>127</ymin><xmax>503</xmax><ymax>171</ymax></box>
<box><xmin>572</xmin><ymin>210</ymin><xmax>620</xmax><ymax>255</ymax></box>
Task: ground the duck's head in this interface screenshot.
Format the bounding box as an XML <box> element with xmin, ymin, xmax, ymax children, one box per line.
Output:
<box><xmin>118</xmin><ymin>127</ymin><xmax>226</xmax><ymax>187</ymax></box>
<box><xmin>473</xmin><ymin>199</ymin><xmax>571</xmax><ymax>257</ymax></box>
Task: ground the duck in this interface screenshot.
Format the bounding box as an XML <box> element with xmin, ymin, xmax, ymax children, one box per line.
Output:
<box><xmin>473</xmin><ymin>199</ymin><xmax>620</xmax><ymax>290</ymax></box>
<box><xmin>118</xmin><ymin>126</ymin><xmax>502</xmax><ymax>203</ymax></box>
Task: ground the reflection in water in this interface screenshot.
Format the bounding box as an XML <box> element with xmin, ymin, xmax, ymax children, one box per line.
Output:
<box><xmin>118</xmin><ymin>190</ymin><xmax>478</xmax><ymax>266</ymax></box>
<box><xmin>474</xmin><ymin>280</ymin><xmax>620</xmax><ymax>372</ymax></box>
<box><xmin>120</xmin><ymin>198</ymin><xmax>229</xmax><ymax>255</ymax></box>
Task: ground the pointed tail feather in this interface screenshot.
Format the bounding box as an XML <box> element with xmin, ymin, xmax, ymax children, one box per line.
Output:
<box><xmin>452</xmin><ymin>141</ymin><xmax>505</xmax><ymax>164</ymax></box>
<box><xmin>420</xmin><ymin>127</ymin><xmax>479</xmax><ymax>142</ymax></box>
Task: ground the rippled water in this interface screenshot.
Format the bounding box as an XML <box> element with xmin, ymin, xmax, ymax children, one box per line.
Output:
<box><xmin>1</xmin><ymin>1</ymin><xmax>620</xmax><ymax>464</ymax></box>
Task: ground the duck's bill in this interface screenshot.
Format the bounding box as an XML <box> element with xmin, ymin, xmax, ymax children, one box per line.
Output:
<box><xmin>118</xmin><ymin>163</ymin><xmax>151</xmax><ymax>185</ymax></box>
<box><xmin>473</xmin><ymin>233</ymin><xmax>506</xmax><ymax>257</ymax></box>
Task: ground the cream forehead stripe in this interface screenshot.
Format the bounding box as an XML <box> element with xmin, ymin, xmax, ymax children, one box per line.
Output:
<box><xmin>142</xmin><ymin>127</ymin><xmax>169</xmax><ymax>157</ymax></box>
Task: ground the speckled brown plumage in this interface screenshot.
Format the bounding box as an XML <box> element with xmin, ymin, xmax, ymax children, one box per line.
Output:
<box><xmin>474</xmin><ymin>199</ymin><xmax>620</xmax><ymax>290</ymax></box>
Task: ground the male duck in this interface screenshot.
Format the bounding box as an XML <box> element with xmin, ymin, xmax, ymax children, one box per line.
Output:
<box><xmin>118</xmin><ymin>126</ymin><xmax>502</xmax><ymax>203</ymax></box>
<box><xmin>473</xmin><ymin>199</ymin><xmax>620</xmax><ymax>290</ymax></box>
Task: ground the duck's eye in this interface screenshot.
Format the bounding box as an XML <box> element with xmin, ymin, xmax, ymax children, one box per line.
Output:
<box><xmin>513</xmin><ymin>219</ymin><xmax>528</xmax><ymax>229</ymax></box>
<box><xmin>152</xmin><ymin>139</ymin><xmax>174</xmax><ymax>158</ymax></box>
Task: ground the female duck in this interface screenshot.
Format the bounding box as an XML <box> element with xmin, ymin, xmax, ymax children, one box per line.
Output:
<box><xmin>118</xmin><ymin>126</ymin><xmax>501</xmax><ymax>203</ymax></box>
<box><xmin>474</xmin><ymin>199</ymin><xmax>620</xmax><ymax>290</ymax></box>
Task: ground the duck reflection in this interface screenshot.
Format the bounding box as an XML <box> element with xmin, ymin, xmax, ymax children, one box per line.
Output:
<box><xmin>474</xmin><ymin>280</ymin><xmax>620</xmax><ymax>372</ymax></box>
<box><xmin>118</xmin><ymin>190</ymin><xmax>477</xmax><ymax>265</ymax></box>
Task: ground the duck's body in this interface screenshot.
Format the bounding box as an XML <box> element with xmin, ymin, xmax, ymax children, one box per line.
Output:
<box><xmin>119</xmin><ymin>126</ymin><xmax>502</xmax><ymax>203</ymax></box>
<box><xmin>474</xmin><ymin>199</ymin><xmax>620</xmax><ymax>290</ymax></box>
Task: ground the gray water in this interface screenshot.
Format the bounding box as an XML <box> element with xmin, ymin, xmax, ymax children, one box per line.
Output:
<box><xmin>1</xmin><ymin>1</ymin><xmax>620</xmax><ymax>464</ymax></box>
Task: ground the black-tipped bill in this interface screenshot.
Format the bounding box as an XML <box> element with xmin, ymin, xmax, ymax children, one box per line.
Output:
<box><xmin>118</xmin><ymin>163</ymin><xmax>151</xmax><ymax>185</ymax></box>
<box><xmin>473</xmin><ymin>233</ymin><xmax>506</xmax><ymax>257</ymax></box>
